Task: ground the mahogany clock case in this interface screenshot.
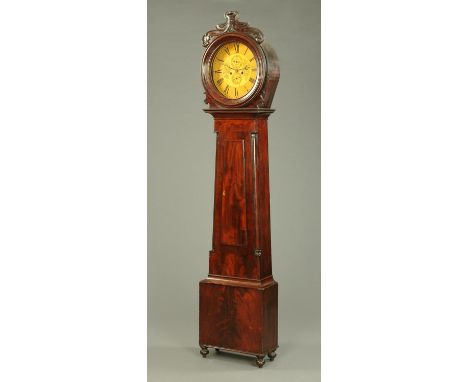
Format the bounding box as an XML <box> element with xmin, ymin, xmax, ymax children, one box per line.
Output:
<box><xmin>148</xmin><ymin>0</ymin><xmax>320</xmax><ymax>378</ymax></box>
<box><xmin>199</xmin><ymin>111</ymin><xmax>279</xmax><ymax>367</ymax></box>
<box><xmin>198</xmin><ymin>12</ymin><xmax>281</xmax><ymax>368</ymax></box>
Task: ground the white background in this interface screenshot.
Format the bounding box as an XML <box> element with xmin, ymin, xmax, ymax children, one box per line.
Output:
<box><xmin>1</xmin><ymin>1</ymin><xmax>467</xmax><ymax>381</ymax></box>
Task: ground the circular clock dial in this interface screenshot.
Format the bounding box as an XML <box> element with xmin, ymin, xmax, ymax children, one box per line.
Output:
<box><xmin>211</xmin><ymin>42</ymin><xmax>258</xmax><ymax>100</ymax></box>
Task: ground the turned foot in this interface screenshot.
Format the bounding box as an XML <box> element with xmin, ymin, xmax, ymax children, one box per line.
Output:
<box><xmin>200</xmin><ymin>346</ymin><xmax>209</xmax><ymax>358</ymax></box>
<box><xmin>255</xmin><ymin>355</ymin><xmax>266</xmax><ymax>368</ymax></box>
<box><xmin>268</xmin><ymin>350</ymin><xmax>277</xmax><ymax>361</ymax></box>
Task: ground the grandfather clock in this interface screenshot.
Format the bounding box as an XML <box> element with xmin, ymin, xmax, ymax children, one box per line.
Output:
<box><xmin>199</xmin><ymin>11</ymin><xmax>280</xmax><ymax>368</ymax></box>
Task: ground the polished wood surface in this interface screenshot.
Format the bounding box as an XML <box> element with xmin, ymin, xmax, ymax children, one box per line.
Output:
<box><xmin>199</xmin><ymin>12</ymin><xmax>280</xmax><ymax>368</ymax></box>
<box><xmin>199</xmin><ymin>110</ymin><xmax>278</xmax><ymax>367</ymax></box>
<box><xmin>199</xmin><ymin>280</ymin><xmax>277</xmax><ymax>355</ymax></box>
<box><xmin>208</xmin><ymin>113</ymin><xmax>273</xmax><ymax>280</ymax></box>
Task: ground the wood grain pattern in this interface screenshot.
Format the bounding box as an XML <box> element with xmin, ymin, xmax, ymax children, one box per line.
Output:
<box><xmin>220</xmin><ymin>140</ymin><xmax>247</xmax><ymax>246</ymax></box>
<box><xmin>199</xmin><ymin>279</ymin><xmax>278</xmax><ymax>355</ymax></box>
<box><xmin>199</xmin><ymin>13</ymin><xmax>280</xmax><ymax>366</ymax></box>
<box><xmin>209</xmin><ymin>115</ymin><xmax>274</xmax><ymax>281</ymax></box>
<box><xmin>201</xmin><ymin>111</ymin><xmax>278</xmax><ymax>360</ymax></box>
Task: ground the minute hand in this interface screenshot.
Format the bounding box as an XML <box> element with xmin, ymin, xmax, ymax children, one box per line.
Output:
<box><xmin>222</xmin><ymin>63</ymin><xmax>237</xmax><ymax>71</ymax></box>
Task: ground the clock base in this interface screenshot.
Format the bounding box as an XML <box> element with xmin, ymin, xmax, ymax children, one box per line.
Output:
<box><xmin>199</xmin><ymin>277</ymin><xmax>278</xmax><ymax>367</ymax></box>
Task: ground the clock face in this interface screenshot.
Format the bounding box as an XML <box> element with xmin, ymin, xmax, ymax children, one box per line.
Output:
<box><xmin>211</xmin><ymin>41</ymin><xmax>258</xmax><ymax>100</ymax></box>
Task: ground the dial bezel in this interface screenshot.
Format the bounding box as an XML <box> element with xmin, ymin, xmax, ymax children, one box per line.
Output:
<box><xmin>202</xmin><ymin>33</ymin><xmax>267</xmax><ymax>107</ymax></box>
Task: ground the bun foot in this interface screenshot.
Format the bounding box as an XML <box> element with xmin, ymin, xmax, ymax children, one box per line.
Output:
<box><xmin>215</xmin><ymin>348</ymin><xmax>220</xmax><ymax>352</ymax></box>
<box><xmin>200</xmin><ymin>346</ymin><xmax>209</xmax><ymax>358</ymax></box>
<box><xmin>268</xmin><ymin>350</ymin><xmax>277</xmax><ymax>361</ymax></box>
<box><xmin>256</xmin><ymin>355</ymin><xmax>266</xmax><ymax>368</ymax></box>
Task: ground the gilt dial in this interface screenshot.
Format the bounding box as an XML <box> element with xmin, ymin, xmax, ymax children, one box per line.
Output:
<box><xmin>211</xmin><ymin>41</ymin><xmax>258</xmax><ymax>100</ymax></box>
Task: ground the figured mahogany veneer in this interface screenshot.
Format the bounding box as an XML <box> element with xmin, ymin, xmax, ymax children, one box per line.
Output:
<box><xmin>209</xmin><ymin>112</ymin><xmax>273</xmax><ymax>280</ymax></box>
<box><xmin>199</xmin><ymin>109</ymin><xmax>278</xmax><ymax>367</ymax></box>
<box><xmin>199</xmin><ymin>12</ymin><xmax>280</xmax><ymax>368</ymax></box>
<box><xmin>199</xmin><ymin>279</ymin><xmax>278</xmax><ymax>355</ymax></box>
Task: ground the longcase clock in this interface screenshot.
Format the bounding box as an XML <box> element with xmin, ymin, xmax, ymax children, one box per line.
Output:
<box><xmin>199</xmin><ymin>11</ymin><xmax>280</xmax><ymax>368</ymax></box>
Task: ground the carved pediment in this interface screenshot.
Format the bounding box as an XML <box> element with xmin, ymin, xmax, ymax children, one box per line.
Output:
<box><xmin>202</xmin><ymin>11</ymin><xmax>264</xmax><ymax>47</ymax></box>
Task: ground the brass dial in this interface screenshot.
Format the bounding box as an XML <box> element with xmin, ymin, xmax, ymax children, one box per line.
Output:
<box><xmin>211</xmin><ymin>41</ymin><xmax>258</xmax><ymax>100</ymax></box>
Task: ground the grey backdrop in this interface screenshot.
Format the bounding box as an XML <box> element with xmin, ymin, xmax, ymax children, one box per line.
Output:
<box><xmin>148</xmin><ymin>0</ymin><xmax>320</xmax><ymax>381</ymax></box>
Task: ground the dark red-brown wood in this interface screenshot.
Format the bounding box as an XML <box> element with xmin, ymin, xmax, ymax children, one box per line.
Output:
<box><xmin>199</xmin><ymin>12</ymin><xmax>280</xmax><ymax>368</ymax></box>
<box><xmin>208</xmin><ymin>112</ymin><xmax>274</xmax><ymax>281</ymax></box>
<box><xmin>199</xmin><ymin>110</ymin><xmax>279</xmax><ymax>366</ymax></box>
<box><xmin>199</xmin><ymin>279</ymin><xmax>278</xmax><ymax>355</ymax></box>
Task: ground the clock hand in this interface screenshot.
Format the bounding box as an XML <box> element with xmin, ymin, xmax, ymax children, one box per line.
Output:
<box><xmin>222</xmin><ymin>63</ymin><xmax>239</xmax><ymax>72</ymax></box>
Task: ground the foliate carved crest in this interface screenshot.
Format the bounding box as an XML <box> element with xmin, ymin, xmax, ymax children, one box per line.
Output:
<box><xmin>202</xmin><ymin>11</ymin><xmax>264</xmax><ymax>47</ymax></box>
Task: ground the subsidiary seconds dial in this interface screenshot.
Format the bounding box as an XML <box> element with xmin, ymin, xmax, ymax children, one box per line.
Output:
<box><xmin>211</xmin><ymin>41</ymin><xmax>258</xmax><ymax>100</ymax></box>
